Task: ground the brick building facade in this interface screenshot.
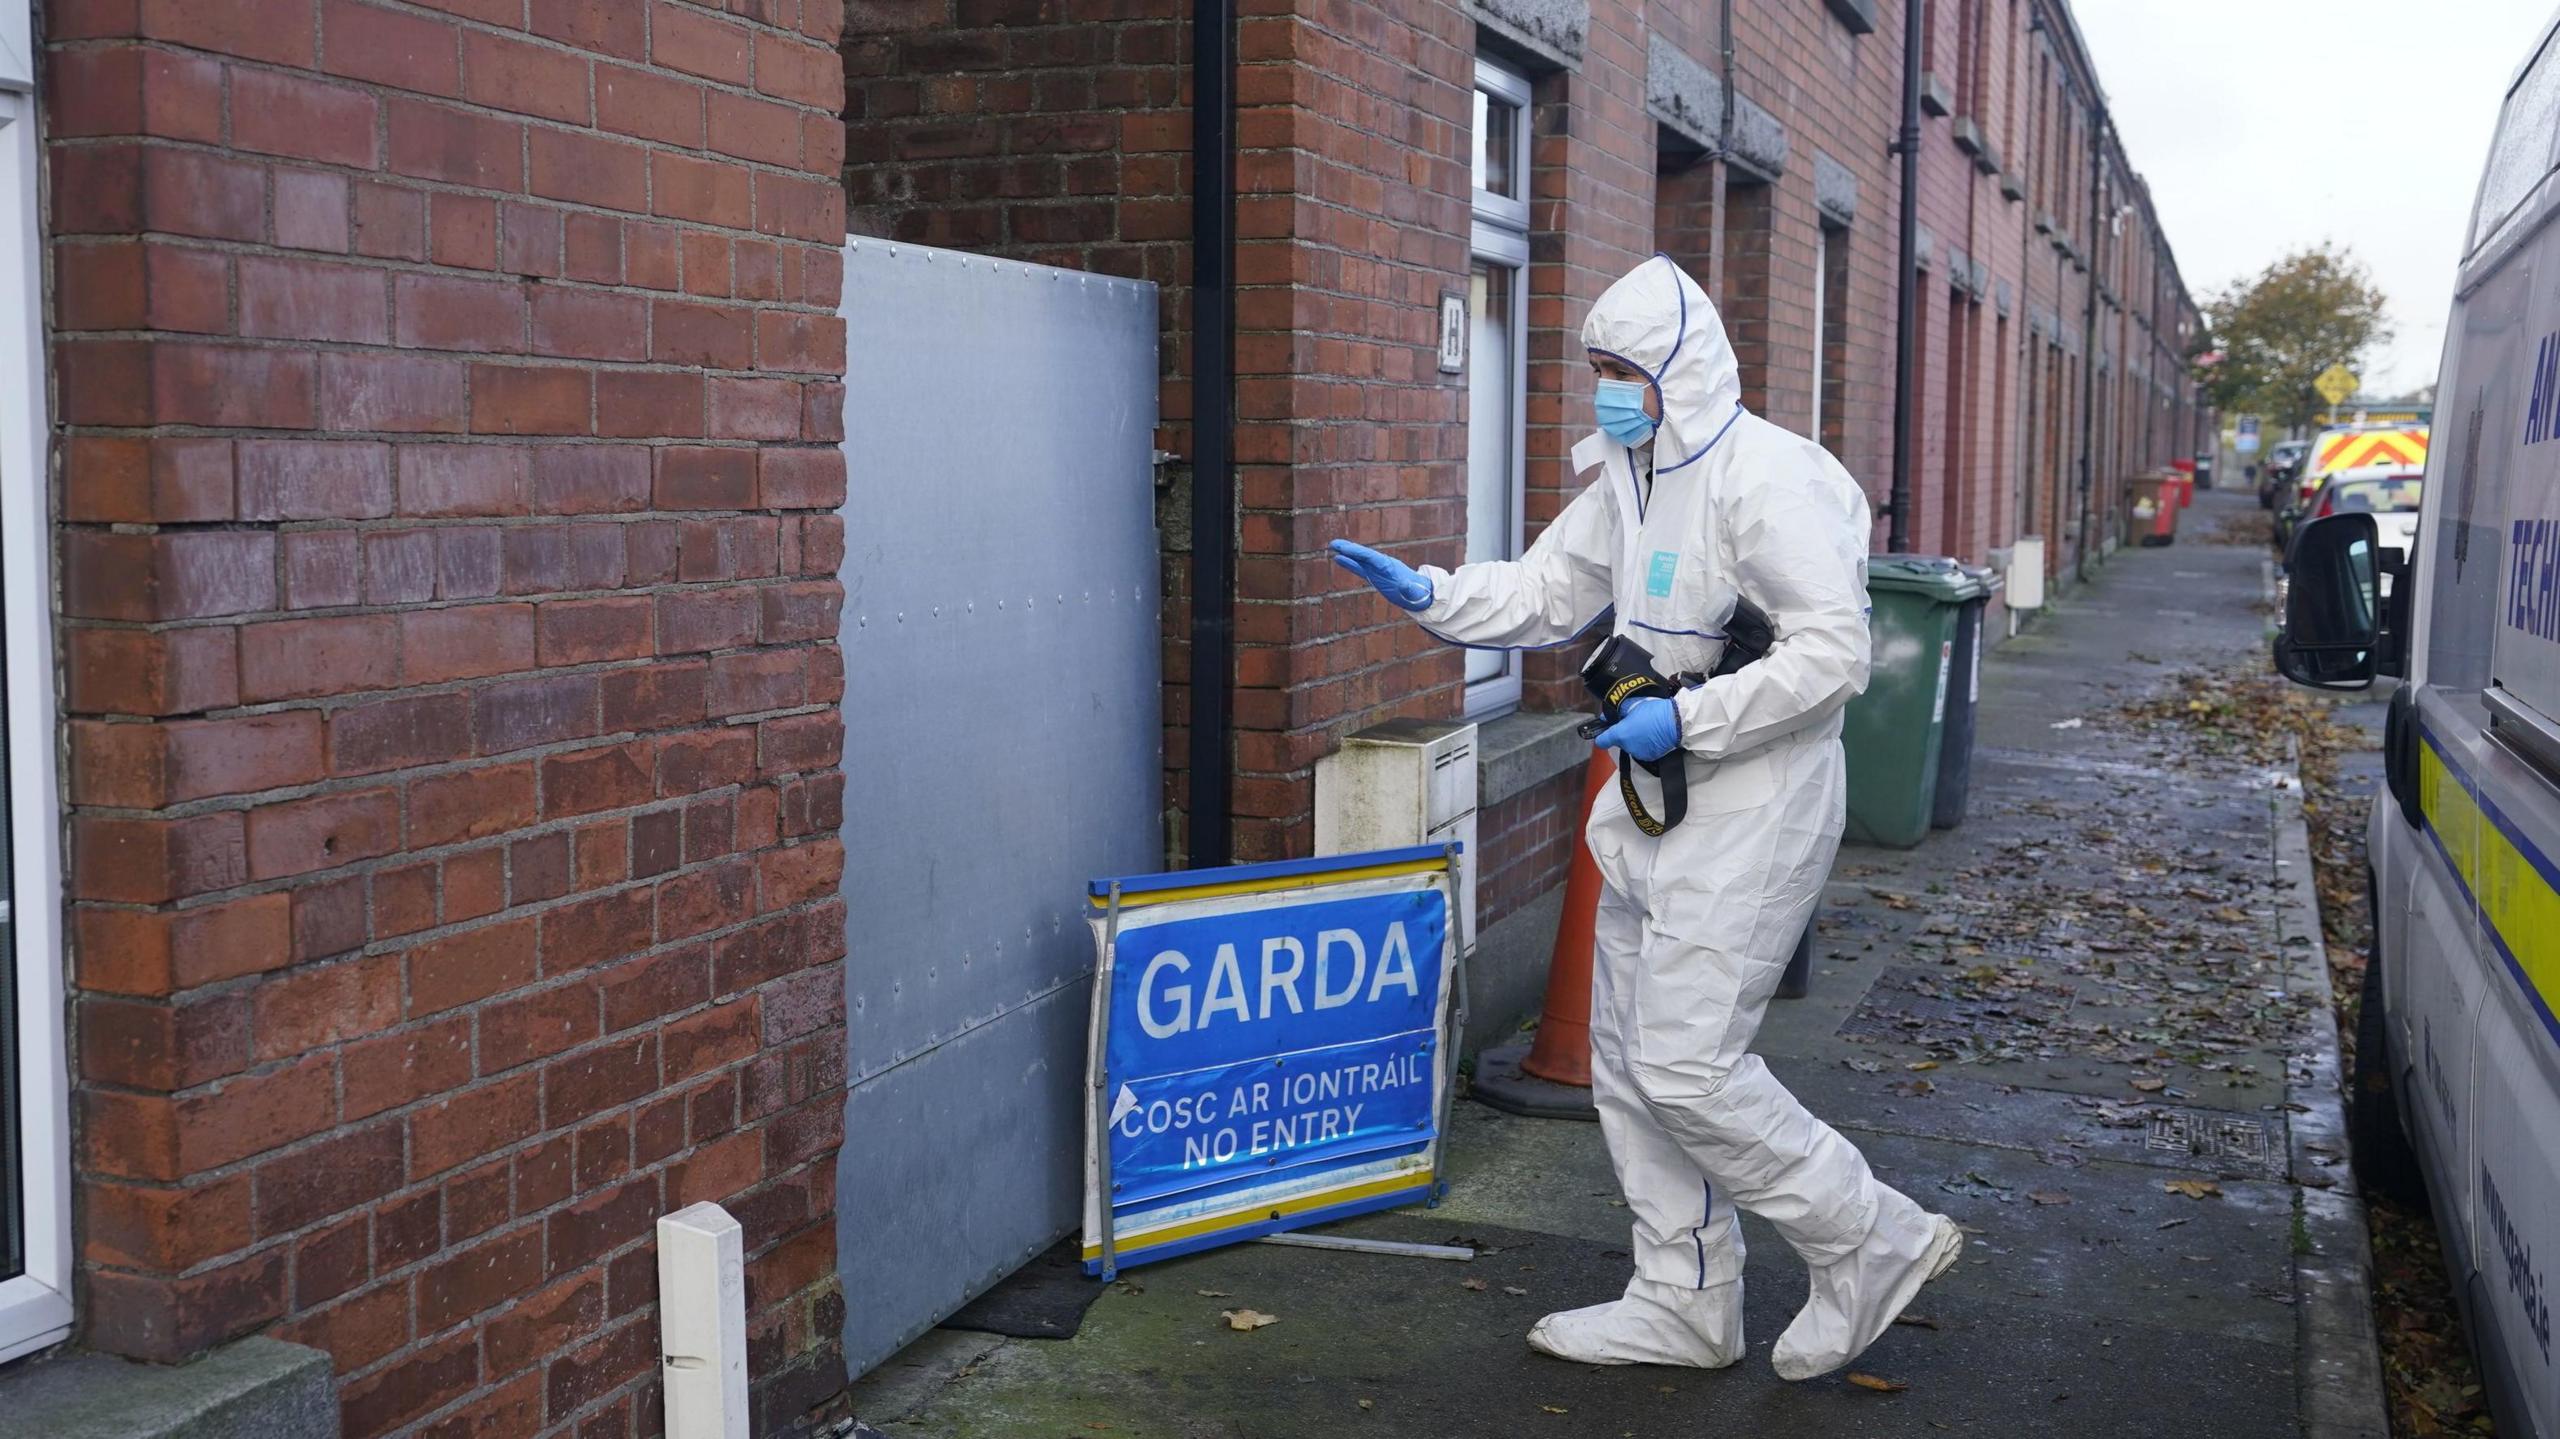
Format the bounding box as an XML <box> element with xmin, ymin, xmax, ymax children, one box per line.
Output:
<box><xmin>0</xmin><ymin>0</ymin><xmax>2197</xmax><ymax>1433</ymax></box>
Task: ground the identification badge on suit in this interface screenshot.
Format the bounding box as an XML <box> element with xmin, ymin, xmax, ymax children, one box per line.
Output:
<box><xmin>1645</xmin><ymin>551</ymin><xmax>1678</xmax><ymax>598</ymax></box>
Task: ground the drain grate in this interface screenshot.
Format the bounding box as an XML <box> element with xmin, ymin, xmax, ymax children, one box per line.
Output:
<box><xmin>2146</xmin><ymin>1110</ymin><xmax>2274</xmax><ymax>1171</ymax></box>
<box><xmin>1837</xmin><ymin>964</ymin><xmax>2074</xmax><ymax>1050</ymax></box>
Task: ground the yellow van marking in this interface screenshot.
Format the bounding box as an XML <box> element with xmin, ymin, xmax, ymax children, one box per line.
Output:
<box><xmin>2420</xmin><ymin>730</ymin><xmax>2560</xmax><ymax>1042</ymax></box>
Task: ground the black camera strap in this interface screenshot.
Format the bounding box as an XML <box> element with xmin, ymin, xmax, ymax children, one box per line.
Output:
<box><xmin>1579</xmin><ymin>595</ymin><xmax>1775</xmax><ymax>838</ymax></box>
<box><xmin>1580</xmin><ymin>638</ymin><xmax>1690</xmax><ymax>837</ymax></box>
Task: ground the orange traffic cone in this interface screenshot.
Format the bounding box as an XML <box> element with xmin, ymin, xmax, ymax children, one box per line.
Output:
<box><xmin>1515</xmin><ymin>750</ymin><xmax>1611</xmax><ymax>1088</ymax></box>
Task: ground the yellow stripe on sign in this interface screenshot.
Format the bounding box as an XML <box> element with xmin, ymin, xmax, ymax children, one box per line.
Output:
<box><xmin>2420</xmin><ymin>732</ymin><xmax>2560</xmax><ymax>1039</ymax></box>
<box><xmin>1081</xmin><ymin>1171</ymin><xmax>1433</xmax><ymax>1262</ymax></box>
<box><xmin>1087</xmin><ymin>858</ymin><xmax>1451</xmax><ymax>911</ymax></box>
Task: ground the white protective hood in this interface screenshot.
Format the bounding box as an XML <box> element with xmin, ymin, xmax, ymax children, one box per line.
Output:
<box><xmin>1579</xmin><ymin>255</ymin><xmax>1743</xmax><ymax>473</ymax></box>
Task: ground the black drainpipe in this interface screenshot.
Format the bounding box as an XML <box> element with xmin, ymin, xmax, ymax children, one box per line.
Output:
<box><xmin>2072</xmin><ymin>104</ymin><xmax>2103</xmax><ymax>583</ymax></box>
<box><xmin>1885</xmin><ymin>0</ymin><xmax>1923</xmax><ymax>551</ymax></box>
<box><xmin>1187</xmin><ymin>0</ymin><xmax>1236</xmax><ymax>869</ymax></box>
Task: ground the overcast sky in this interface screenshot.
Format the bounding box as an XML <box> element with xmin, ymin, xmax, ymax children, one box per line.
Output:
<box><xmin>2073</xmin><ymin>1</ymin><xmax>2555</xmax><ymax>397</ymax></box>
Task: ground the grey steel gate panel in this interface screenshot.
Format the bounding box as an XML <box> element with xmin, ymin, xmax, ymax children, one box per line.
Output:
<box><xmin>835</xmin><ymin>240</ymin><xmax>1162</xmax><ymax>1378</ymax></box>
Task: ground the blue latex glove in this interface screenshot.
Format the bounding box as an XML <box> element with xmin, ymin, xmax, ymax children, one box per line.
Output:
<box><xmin>1329</xmin><ymin>538</ymin><xmax>1434</xmax><ymax>612</ymax></box>
<box><xmin>1591</xmin><ymin>696</ymin><xmax>1682</xmax><ymax>763</ymax></box>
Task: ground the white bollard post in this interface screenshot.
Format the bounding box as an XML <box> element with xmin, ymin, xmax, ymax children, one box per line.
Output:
<box><xmin>658</xmin><ymin>1201</ymin><xmax>750</xmax><ymax>1439</ymax></box>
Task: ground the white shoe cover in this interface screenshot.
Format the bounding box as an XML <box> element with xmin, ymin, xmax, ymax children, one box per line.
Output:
<box><xmin>1769</xmin><ymin>1213</ymin><xmax>1963</xmax><ymax>1381</ymax></box>
<box><xmin>1526</xmin><ymin>1277</ymin><xmax>1743</xmax><ymax>1368</ymax></box>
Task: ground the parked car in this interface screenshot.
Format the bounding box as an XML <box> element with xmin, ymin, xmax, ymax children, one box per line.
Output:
<box><xmin>2275</xmin><ymin>21</ymin><xmax>2560</xmax><ymax>1437</ymax></box>
<box><xmin>2300</xmin><ymin>466</ymin><xmax>2422</xmax><ymax>575</ymax></box>
<box><xmin>2259</xmin><ymin>439</ymin><xmax>2310</xmax><ymax>508</ymax></box>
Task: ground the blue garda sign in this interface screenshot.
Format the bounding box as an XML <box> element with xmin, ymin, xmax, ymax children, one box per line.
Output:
<box><xmin>1081</xmin><ymin>846</ymin><xmax>1462</xmax><ymax>1276</ymax></box>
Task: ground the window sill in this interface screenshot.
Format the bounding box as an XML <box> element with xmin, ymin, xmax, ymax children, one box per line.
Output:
<box><xmin>1477</xmin><ymin>710</ymin><xmax>1591</xmax><ymax>808</ymax></box>
<box><xmin>0</xmin><ymin>1336</ymin><xmax>335</xmax><ymax>1439</ymax></box>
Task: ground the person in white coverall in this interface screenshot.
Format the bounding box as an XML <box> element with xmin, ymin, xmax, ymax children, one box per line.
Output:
<box><xmin>1330</xmin><ymin>255</ymin><xmax>1962</xmax><ymax>1380</ymax></box>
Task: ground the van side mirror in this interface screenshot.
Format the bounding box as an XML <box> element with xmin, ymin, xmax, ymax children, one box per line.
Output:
<box><xmin>2276</xmin><ymin>513</ymin><xmax>2386</xmax><ymax>690</ymax></box>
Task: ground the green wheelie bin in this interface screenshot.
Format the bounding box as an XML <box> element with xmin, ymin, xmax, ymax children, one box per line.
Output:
<box><xmin>1840</xmin><ymin>556</ymin><xmax>1988</xmax><ymax>848</ymax></box>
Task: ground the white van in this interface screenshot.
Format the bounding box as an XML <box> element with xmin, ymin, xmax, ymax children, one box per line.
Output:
<box><xmin>2275</xmin><ymin>16</ymin><xmax>2560</xmax><ymax>1437</ymax></box>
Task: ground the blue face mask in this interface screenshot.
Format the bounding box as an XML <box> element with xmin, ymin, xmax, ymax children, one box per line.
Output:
<box><xmin>1595</xmin><ymin>377</ymin><xmax>1657</xmax><ymax>447</ymax></box>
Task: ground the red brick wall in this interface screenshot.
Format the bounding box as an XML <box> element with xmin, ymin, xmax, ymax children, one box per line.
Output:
<box><xmin>45</xmin><ymin>2</ymin><xmax>852</xmax><ymax>1434</ymax></box>
<box><xmin>1476</xmin><ymin>764</ymin><xmax>1586</xmax><ymax>923</ymax></box>
<box><xmin>839</xmin><ymin>0</ymin><xmax>1199</xmax><ymax>851</ymax></box>
<box><xmin>1726</xmin><ymin>0</ymin><xmax>1907</xmax><ymax>544</ymax></box>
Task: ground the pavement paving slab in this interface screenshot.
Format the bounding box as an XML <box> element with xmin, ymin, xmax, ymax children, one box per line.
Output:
<box><xmin>848</xmin><ymin>492</ymin><xmax>2382</xmax><ymax>1438</ymax></box>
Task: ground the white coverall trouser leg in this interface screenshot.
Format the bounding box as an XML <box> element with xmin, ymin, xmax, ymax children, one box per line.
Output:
<box><xmin>1583</xmin><ymin>730</ymin><xmax>1947</xmax><ymax>1369</ymax></box>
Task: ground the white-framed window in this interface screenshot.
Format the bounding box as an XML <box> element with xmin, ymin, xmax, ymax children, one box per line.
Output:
<box><xmin>1810</xmin><ymin>227</ymin><xmax>1827</xmax><ymax>443</ymax></box>
<box><xmin>0</xmin><ymin>75</ymin><xmax>71</xmax><ymax>1364</ymax></box>
<box><xmin>1467</xmin><ymin>56</ymin><xmax>1531</xmax><ymax>718</ymax></box>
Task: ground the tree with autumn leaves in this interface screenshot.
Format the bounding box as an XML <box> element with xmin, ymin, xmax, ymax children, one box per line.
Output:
<box><xmin>2198</xmin><ymin>243</ymin><xmax>2393</xmax><ymax>434</ymax></box>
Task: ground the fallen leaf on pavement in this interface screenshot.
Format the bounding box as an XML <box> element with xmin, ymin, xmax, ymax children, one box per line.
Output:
<box><xmin>1541</xmin><ymin>1405</ymin><xmax>1569</xmax><ymax>1414</ymax></box>
<box><xmin>2130</xmin><ymin>1077</ymin><xmax>2168</xmax><ymax>1093</ymax></box>
<box><xmin>1222</xmin><ymin>1309</ymin><xmax>1279</xmax><ymax>1331</ymax></box>
<box><xmin>1195</xmin><ymin>1290</ymin><xmax>1229</xmax><ymax>1298</ymax></box>
<box><xmin>1357</xmin><ymin>1400</ymin><xmax>1374</xmax><ymax>1411</ymax></box>
<box><xmin>1848</xmin><ymin>1373</ymin><xmax>1910</xmax><ymax>1393</ymax></box>
<box><xmin>2028</xmin><ymin>1191</ymin><xmax>2072</xmax><ymax>1206</ymax></box>
<box><xmin>1503</xmin><ymin>1286</ymin><xmax>1529</xmax><ymax>1296</ymax></box>
<box><xmin>2162</xmin><ymin>1180</ymin><xmax>2221</xmax><ymax>1200</ymax></box>
<box><xmin>1906</xmin><ymin>1060</ymin><xmax>1940</xmax><ymax>1072</ymax></box>
<box><xmin>1461</xmin><ymin>1278</ymin><xmax>1488</xmax><ymax>1291</ymax></box>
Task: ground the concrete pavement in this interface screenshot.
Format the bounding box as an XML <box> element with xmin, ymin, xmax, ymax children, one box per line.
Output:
<box><xmin>848</xmin><ymin>487</ymin><xmax>2385</xmax><ymax>1438</ymax></box>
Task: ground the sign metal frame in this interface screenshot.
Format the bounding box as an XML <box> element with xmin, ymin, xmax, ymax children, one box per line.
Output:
<box><xmin>1081</xmin><ymin>844</ymin><xmax>1467</xmax><ymax>1280</ymax></box>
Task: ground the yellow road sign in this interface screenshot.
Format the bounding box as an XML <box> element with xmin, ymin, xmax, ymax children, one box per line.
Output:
<box><xmin>2314</xmin><ymin>364</ymin><xmax>2359</xmax><ymax>406</ymax></box>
